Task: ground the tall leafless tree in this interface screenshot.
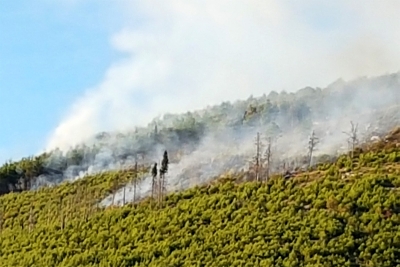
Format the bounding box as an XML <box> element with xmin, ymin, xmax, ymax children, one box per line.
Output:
<box><xmin>252</xmin><ymin>132</ymin><xmax>263</xmax><ymax>182</ymax></box>
<box><xmin>264</xmin><ymin>137</ymin><xmax>273</xmax><ymax>182</ymax></box>
<box><xmin>308</xmin><ymin>130</ymin><xmax>319</xmax><ymax>168</ymax></box>
<box><xmin>111</xmin><ymin>173</ymin><xmax>118</xmax><ymax>206</ymax></box>
<box><xmin>122</xmin><ymin>186</ymin><xmax>126</xmax><ymax>206</ymax></box>
<box><xmin>132</xmin><ymin>156</ymin><xmax>139</xmax><ymax>203</ymax></box>
<box><xmin>343</xmin><ymin>121</ymin><xmax>359</xmax><ymax>159</ymax></box>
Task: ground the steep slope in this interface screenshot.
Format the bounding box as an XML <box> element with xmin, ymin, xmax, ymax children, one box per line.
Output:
<box><xmin>0</xmin><ymin>143</ymin><xmax>400</xmax><ymax>266</ymax></box>
<box><xmin>1</xmin><ymin>72</ymin><xmax>400</xmax><ymax>196</ymax></box>
<box><xmin>0</xmin><ymin>166</ymin><xmax>146</xmax><ymax>234</ymax></box>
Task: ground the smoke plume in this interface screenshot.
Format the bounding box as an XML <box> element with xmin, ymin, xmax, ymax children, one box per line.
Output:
<box><xmin>34</xmin><ymin>1</ymin><xmax>400</xmax><ymax>202</ymax></box>
<box><xmin>46</xmin><ymin>1</ymin><xmax>400</xmax><ymax>151</ymax></box>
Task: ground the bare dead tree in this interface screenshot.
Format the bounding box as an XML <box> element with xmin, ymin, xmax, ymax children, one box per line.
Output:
<box><xmin>343</xmin><ymin>121</ymin><xmax>359</xmax><ymax>159</ymax></box>
<box><xmin>158</xmin><ymin>160</ymin><xmax>162</xmax><ymax>204</ymax></box>
<box><xmin>282</xmin><ymin>159</ymin><xmax>287</xmax><ymax>174</ymax></box>
<box><xmin>264</xmin><ymin>137</ymin><xmax>272</xmax><ymax>182</ymax></box>
<box><xmin>135</xmin><ymin>174</ymin><xmax>142</xmax><ymax>203</ymax></box>
<box><xmin>308</xmin><ymin>130</ymin><xmax>319</xmax><ymax>168</ymax></box>
<box><xmin>111</xmin><ymin>174</ymin><xmax>118</xmax><ymax>207</ymax></box>
<box><xmin>132</xmin><ymin>157</ymin><xmax>138</xmax><ymax>203</ymax></box>
<box><xmin>253</xmin><ymin>132</ymin><xmax>262</xmax><ymax>182</ymax></box>
<box><xmin>122</xmin><ymin>186</ymin><xmax>126</xmax><ymax>206</ymax></box>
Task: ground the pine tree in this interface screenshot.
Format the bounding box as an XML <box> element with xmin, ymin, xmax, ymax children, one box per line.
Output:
<box><xmin>151</xmin><ymin>163</ymin><xmax>158</xmax><ymax>199</ymax></box>
<box><xmin>159</xmin><ymin>151</ymin><xmax>169</xmax><ymax>203</ymax></box>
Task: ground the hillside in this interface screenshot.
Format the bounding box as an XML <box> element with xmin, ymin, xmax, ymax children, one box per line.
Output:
<box><xmin>0</xmin><ymin>135</ymin><xmax>400</xmax><ymax>266</ymax></box>
<box><xmin>0</xmin><ymin>73</ymin><xmax>399</xmax><ymax>265</ymax></box>
<box><xmin>1</xmin><ymin>72</ymin><xmax>400</xmax><ymax>197</ymax></box>
<box><xmin>3</xmin><ymin>2</ymin><xmax>400</xmax><ymax>266</ymax></box>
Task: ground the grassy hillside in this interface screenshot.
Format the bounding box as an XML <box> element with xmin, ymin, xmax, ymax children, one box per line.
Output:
<box><xmin>0</xmin><ymin>135</ymin><xmax>399</xmax><ymax>266</ymax></box>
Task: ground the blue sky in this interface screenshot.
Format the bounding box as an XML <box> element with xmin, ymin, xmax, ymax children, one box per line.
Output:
<box><xmin>1</xmin><ymin>1</ymin><xmax>399</xmax><ymax>163</ymax></box>
<box><xmin>0</xmin><ymin>1</ymin><xmax>127</xmax><ymax>161</ymax></box>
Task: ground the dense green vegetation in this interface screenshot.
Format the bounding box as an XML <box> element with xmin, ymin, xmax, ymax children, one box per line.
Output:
<box><xmin>0</xmin><ymin>73</ymin><xmax>399</xmax><ymax>266</ymax></box>
<box><xmin>0</xmin><ymin>138</ymin><xmax>399</xmax><ymax>266</ymax></box>
<box><xmin>0</xmin><ymin>165</ymin><xmax>147</xmax><ymax>232</ymax></box>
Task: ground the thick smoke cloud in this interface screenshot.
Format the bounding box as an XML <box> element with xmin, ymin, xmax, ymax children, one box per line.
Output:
<box><xmin>38</xmin><ymin>1</ymin><xmax>400</xmax><ymax>203</ymax></box>
<box><xmin>46</xmin><ymin>1</ymin><xmax>400</xmax><ymax>151</ymax></box>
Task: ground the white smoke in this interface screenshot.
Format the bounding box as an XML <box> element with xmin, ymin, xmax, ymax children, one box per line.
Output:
<box><xmin>33</xmin><ymin>0</ymin><xmax>400</xmax><ymax>200</ymax></box>
<box><xmin>46</xmin><ymin>1</ymin><xmax>400</xmax><ymax>151</ymax></box>
<box><xmin>98</xmin><ymin>119</ymin><xmax>351</xmax><ymax>207</ymax></box>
